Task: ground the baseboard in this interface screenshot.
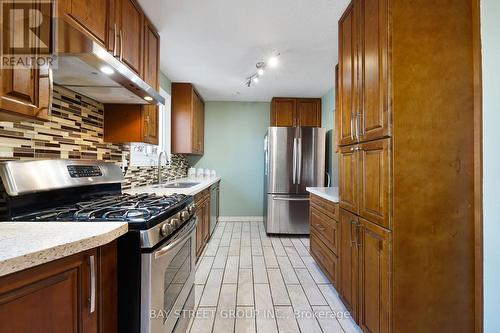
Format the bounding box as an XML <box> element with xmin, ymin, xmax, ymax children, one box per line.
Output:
<box><xmin>218</xmin><ymin>216</ymin><xmax>264</xmax><ymax>222</ymax></box>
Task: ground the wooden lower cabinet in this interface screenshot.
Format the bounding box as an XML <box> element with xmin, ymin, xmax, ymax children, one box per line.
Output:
<box><xmin>338</xmin><ymin>208</ymin><xmax>391</xmax><ymax>332</ymax></box>
<box><xmin>358</xmin><ymin>217</ymin><xmax>391</xmax><ymax>333</ymax></box>
<box><xmin>195</xmin><ymin>188</ymin><xmax>211</xmax><ymax>259</ymax></box>
<box><xmin>0</xmin><ymin>241</ymin><xmax>117</xmax><ymax>333</ymax></box>
<box><xmin>339</xmin><ymin>208</ymin><xmax>359</xmax><ymax>321</ymax></box>
<box><xmin>310</xmin><ymin>230</ymin><xmax>338</xmax><ymax>288</ymax></box>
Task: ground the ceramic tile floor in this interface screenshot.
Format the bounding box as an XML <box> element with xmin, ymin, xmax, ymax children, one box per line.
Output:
<box><xmin>187</xmin><ymin>221</ymin><xmax>363</xmax><ymax>333</ymax></box>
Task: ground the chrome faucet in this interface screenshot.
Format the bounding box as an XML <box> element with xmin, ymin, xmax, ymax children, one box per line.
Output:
<box><xmin>157</xmin><ymin>151</ymin><xmax>168</xmax><ymax>184</ymax></box>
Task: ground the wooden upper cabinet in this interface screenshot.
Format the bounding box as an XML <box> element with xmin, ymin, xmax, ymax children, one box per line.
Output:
<box><xmin>296</xmin><ymin>99</ymin><xmax>321</xmax><ymax>127</ymax></box>
<box><xmin>143</xmin><ymin>19</ymin><xmax>160</xmax><ymax>90</ymax></box>
<box><xmin>104</xmin><ymin>104</ymin><xmax>158</xmax><ymax>145</ymax></box>
<box><xmin>115</xmin><ymin>0</ymin><xmax>143</xmax><ymax>75</ymax></box>
<box><xmin>271</xmin><ymin>98</ymin><xmax>296</xmax><ymax>127</ymax></box>
<box><xmin>335</xmin><ymin>64</ymin><xmax>340</xmax><ymax>153</ymax></box>
<box><xmin>60</xmin><ymin>0</ymin><xmax>109</xmax><ymax>46</ymax></box>
<box><xmin>339</xmin><ymin>144</ymin><xmax>358</xmax><ymax>214</ymax></box>
<box><xmin>358</xmin><ymin>217</ymin><xmax>391</xmax><ymax>333</ymax></box>
<box><xmin>171</xmin><ymin>83</ymin><xmax>205</xmax><ymax>155</ymax></box>
<box><xmin>339</xmin><ymin>208</ymin><xmax>359</xmax><ymax>322</ymax></box>
<box><xmin>358</xmin><ymin>139</ymin><xmax>390</xmax><ymax>229</ymax></box>
<box><xmin>338</xmin><ymin>0</ymin><xmax>390</xmax><ymax>146</ymax></box>
<box><xmin>359</xmin><ymin>0</ymin><xmax>390</xmax><ymax>142</ymax></box>
<box><xmin>338</xmin><ymin>2</ymin><xmax>358</xmax><ymax>146</ymax></box>
<box><xmin>271</xmin><ymin>97</ymin><xmax>321</xmax><ymax>127</ymax></box>
<box><xmin>0</xmin><ymin>0</ymin><xmax>51</xmax><ymax>120</ymax></box>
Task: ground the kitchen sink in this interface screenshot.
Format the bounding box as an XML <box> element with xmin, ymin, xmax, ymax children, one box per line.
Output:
<box><xmin>153</xmin><ymin>182</ymin><xmax>200</xmax><ymax>189</ymax></box>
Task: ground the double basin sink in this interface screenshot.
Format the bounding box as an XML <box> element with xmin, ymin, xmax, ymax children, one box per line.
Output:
<box><xmin>152</xmin><ymin>182</ymin><xmax>200</xmax><ymax>189</ymax></box>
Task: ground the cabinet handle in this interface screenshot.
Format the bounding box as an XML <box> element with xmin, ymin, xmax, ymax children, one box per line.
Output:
<box><xmin>88</xmin><ymin>255</ymin><xmax>96</xmax><ymax>314</ymax></box>
<box><xmin>119</xmin><ymin>30</ymin><xmax>123</xmax><ymax>61</ymax></box>
<box><xmin>314</xmin><ymin>223</ymin><xmax>325</xmax><ymax>231</ymax></box>
<box><xmin>350</xmin><ymin>113</ymin><xmax>354</xmax><ymax>140</ymax></box>
<box><xmin>354</xmin><ymin>113</ymin><xmax>359</xmax><ymax>140</ymax></box>
<box><xmin>113</xmin><ymin>24</ymin><xmax>118</xmax><ymax>57</ymax></box>
<box><xmin>356</xmin><ymin>224</ymin><xmax>362</xmax><ymax>248</ymax></box>
<box><xmin>350</xmin><ymin>220</ymin><xmax>357</xmax><ymax>246</ymax></box>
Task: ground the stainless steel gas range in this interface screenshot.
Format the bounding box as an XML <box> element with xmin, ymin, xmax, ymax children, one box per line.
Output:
<box><xmin>0</xmin><ymin>159</ymin><xmax>197</xmax><ymax>333</ymax></box>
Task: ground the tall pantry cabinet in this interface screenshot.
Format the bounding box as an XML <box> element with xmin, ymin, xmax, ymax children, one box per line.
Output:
<box><xmin>336</xmin><ymin>0</ymin><xmax>478</xmax><ymax>332</ymax></box>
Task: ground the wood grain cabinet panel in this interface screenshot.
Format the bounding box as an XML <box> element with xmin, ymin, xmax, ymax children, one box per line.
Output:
<box><xmin>143</xmin><ymin>19</ymin><xmax>160</xmax><ymax>90</ymax></box>
<box><xmin>339</xmin><ymin>208</ymin><xmax>359</xmax><ymax>322</ymax></box>
<box><xmin>271</xmin><ymin>97</ymin><xmax>321</xmax><ymax>127</ymax></box>
<box><xmin>338</xmin><ymin>2</ymin><xmax>358</xmax><ymax>146</ymax></box>
<box><xmin>116</xmin><ymin>0</ymin><xmax>143</xmax><ymax>75</ymax></box>
<box><xmin>61</xmin><ymin>0</ymin><xmax>109</xmax><ymax>45</ymax></box>
<box><xmin>171</xmin><ymin>83</ymin><xmax>205</xmax><ymax>155</ymax></box>
<box><xmin>358</xmin><ymin>138</ymin><xmax>390</xmax><ymax>229</ymax></box>
<box><xmin>358</xmin><ymin>217</ymin><xmax>391</xmax><ymax>333</ymax></box>
<box><xmin>310</xmin><ymin>230</ymin><xmax>338</xmax><ymax>288</ymax></box>
<box><xmin>359</xmin><ymin>0</ymin><xmax>390</xmax><ymax>142</ymax></box>
<box><xmin>104</xmin><ymin>104</ymin><xmax>159</xmax><ymax>144</ymax></box>
<box><xmin>334</xmin><ymin>0</ymin><xmax>478</xmax><ymax>331</ymax></box>
<box><xmin>296</xmin><ymin>98</ymin><xmax>321</xmax><ymax>127</ymax></box>
<box><xmin>339</xmin><ymin>145</ymin><xmax>359</xmax><ymax>214</ymax></box>
<box><xmin>0</xmin><ymin>244</ymin><xmax>117</xmax><ymax>333</ymax></box>
<box><xmin>195</xmin><ymin>189</ymin><xmax>211</xmax><ymax>260</ymax></box>
<box><xmin>271</xmin><ymin>98</ymin><xmax>296</xmax><ymax>127</ymax></box>
<box><xmin>310</xmin><ymin>206</ymin><xmax>338</xmax><ymax>254</ymax></box>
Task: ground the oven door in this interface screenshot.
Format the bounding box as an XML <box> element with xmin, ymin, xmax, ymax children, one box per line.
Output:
<box><xmin>141</xmin><ymin>217</ymin><xmax>197</xmax><ymax>333</ymax></box>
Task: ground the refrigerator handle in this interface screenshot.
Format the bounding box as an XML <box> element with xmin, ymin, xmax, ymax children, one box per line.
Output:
<box><xmin>297</xmin><ymin>138</ymin><xmax>302</xmax><ymax>184</ymax></box>
<box><xmin>292</xmin><ymin>138</ymin><xmax>297</xmax><ymax>184</ymax></box>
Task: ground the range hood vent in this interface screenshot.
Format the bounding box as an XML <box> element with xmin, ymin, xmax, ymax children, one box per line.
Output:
<box><xmin>53</xmin><ymin>19</ymin><xmax>164</xmax><ymax>106</ymax></box>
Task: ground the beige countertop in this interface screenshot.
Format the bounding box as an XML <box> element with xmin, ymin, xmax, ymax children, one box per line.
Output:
<box><xmin>306</xmin><ymin>187</ymin><xmax>339</xmax><ymax>203</ymax></box>
<box><xmin>124</xmin><ymin>176</ymin><xmax>221</xmax><ymax>196</ymax></box>
<box><xmin>0</xmin><ymin>222</ymin><xmax>128</xmax><ymax>277</ymax></box>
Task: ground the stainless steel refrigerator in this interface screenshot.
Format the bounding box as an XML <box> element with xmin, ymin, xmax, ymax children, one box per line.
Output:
<box><xmin>263</xmin><ymin>127</ymin><xmax>326</xmax><ymax>234</ymax></box>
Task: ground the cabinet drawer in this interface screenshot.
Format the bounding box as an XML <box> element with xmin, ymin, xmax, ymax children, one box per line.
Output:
<box><xmin>310</xmin><ymin>206</ymin><xmax>338</xmax><ymax>255</ymax></box>
<box><xmin>310</xmin><ymin>231</ymin><xmax>338</xmax><ymax>287</ymax></box>
<box><xmin>194</xmin><ymin>188</ymin><xmax>210</xmax><ymax>204</ymax></box>
<box><xmin>311</xmin><ymin>194</ymin><xmax>339</xmax><ymax>220</ymax></box>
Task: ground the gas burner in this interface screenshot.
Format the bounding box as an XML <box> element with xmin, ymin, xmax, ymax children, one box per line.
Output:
<box><xmin>12</xmin><ymin>193</ymin><xmax>191</xmax><ymax>228</ymax></box>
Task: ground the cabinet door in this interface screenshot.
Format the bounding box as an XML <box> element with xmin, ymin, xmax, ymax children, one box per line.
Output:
<box><xmin>143</xmin><ymin>19</ymin><xmax>160</xmax><ymax>89</ymax></box>
<box><xmin>339</xmin><ymin>145</ymin><xmax>358</xmax><ymax>214</ymax></box>
<box><xmin>339</xmin><ymin>208</ymin><xmax>359</xmax><ymax>321</ymax></box>
<box><xmin>0</xmin><ymin>68</ymin><xmax>51</xmax><ymax>120</ymax></box>
<box><xmin>358</xmin><ymin>139</ymin><xmax>390</xmax><ymax>228</ymax></box>
<box><xmin>192</xmin><ymin>91</ymin><xmax>204</xmax><ymax>154</ymax></box>
<box><xmin>195</xmin><ymin>207</ymin><xmax>204</xmax><ymax>258</ymax></box>
<box><xmin>203</xmin><ymin>199</ymin><xmax>210</xmax><ymax>242</ymax></box>
<box><xmin>359</xmin><ymin>0</ymin><xmax>390</xmax><ymax>142</ymax></box>
<box><xmin>117</xmin><ymin>0</ymin><xmax>143</xmax><ymax>74</ymax></box>
<box><xmin>338</xmin><ymin>2</ymin><xmax>359</xmax><ymax>146</ymax></box>
<box><xmin>358</xmin><ymin>217</ymin><xmax>391</xmax><ymax>333</ymax></box>
<box><xmin>63</xmin><ymin>0</ymin><xmax>109</xmax><ymax>45</ymax></box>
<box><xmin>142</xmin><ymin>105</ymin><xmax>159</xmax><ymax>145</ymax></box>
<box><xmin>271</xmin><ymin>98</ymin><xmax>296</xmax><ymax>127</ymax></box>
<box><xmin>296</xmin><ymin>98</ymin><xmax>321</xmax><ymax>127</ymax></box>
<box><xmin>0</xmin><ymin>250</ymin><xmax>98</xmax><ymax>333</ymax></box>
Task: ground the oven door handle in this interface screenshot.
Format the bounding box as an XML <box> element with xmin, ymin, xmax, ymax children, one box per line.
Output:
<box><xmin>154</xmin><ymin>218</ymin><xmax>198</xmax><ymax>259</ymax></box>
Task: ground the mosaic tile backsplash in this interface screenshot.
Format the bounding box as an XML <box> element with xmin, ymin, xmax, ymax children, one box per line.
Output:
<box><xmin>0</xmin><ymin>86</ymin><xmax>188</xmax><ymax>189</ymax></box>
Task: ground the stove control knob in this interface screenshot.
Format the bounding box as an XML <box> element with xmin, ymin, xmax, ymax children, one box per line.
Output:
<box><xmin>170</xmin><ymin>218</ymin><xmax>180</xmax><ymax>229</ymax></box>
<box><xmin>180</xmin><ymin>210</ymin><xmax>190</xmax><ymax>222</ymax></box>
<box><xmin>160</xmin><ymin>223</ymin><xmax>172</xmax><ymax>236</ymax></box>
<box><xmin>187</xmin><ymin>205</ymin><xmax>194</xmax><ymax>214</ymax></box>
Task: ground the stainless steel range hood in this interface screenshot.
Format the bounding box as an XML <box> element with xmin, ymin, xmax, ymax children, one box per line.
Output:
<box><xmin>53</xmin><ymin>19</ymin><xmax>164</xmax><ymax>105</ymax></box>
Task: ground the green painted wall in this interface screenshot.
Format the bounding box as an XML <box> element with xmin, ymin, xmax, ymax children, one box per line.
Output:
<box><xmin>482</xmin><ymin>0</ymin><xmax>500</xmax><ymax>330</ymax></box>
<box><xmin>321</xmin><ymin>88</ymin><xmax>338</xmax><ymax>186</ymax></box>
<box><xmin>159</xmin><ymin>72</ymin><xmax>172</xmax><ymax>94</ymax></box>
<box><xmin>188</xmin><ymin>101</ymin><xmax>270</xmax><ymax>216</ymax></box>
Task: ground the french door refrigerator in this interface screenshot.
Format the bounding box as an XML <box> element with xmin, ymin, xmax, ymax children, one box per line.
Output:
<box><xmin>264</xmin><ymin>127</ymin><xmax>325</xmax><ymax>234</ymax></box>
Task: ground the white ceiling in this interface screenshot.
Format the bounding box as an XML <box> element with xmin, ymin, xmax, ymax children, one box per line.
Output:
<box><xmin>137</xmin><ymin>0</ymin><xmax>350</xmax><ymax>102</ymax></box>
